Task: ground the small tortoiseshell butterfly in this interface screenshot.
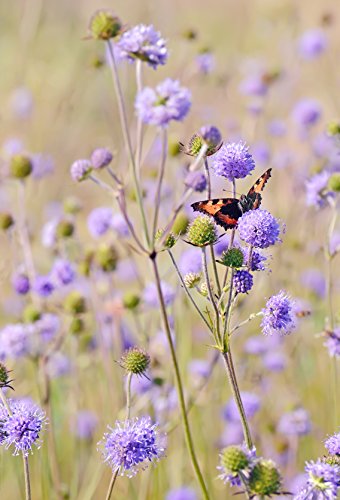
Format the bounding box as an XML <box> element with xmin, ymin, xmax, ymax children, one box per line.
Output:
<box><xmin>191</xmin><ymin>168</ymin><xmax>272</xmax><ymax>230</ymax></box>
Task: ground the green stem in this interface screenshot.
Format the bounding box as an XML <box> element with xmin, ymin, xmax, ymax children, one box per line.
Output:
<box><xmin>150</xmin><ymin>256</ymin><xmax>210</xmax><ymax>500</ymax></box>
<box><xmin>105</xmin><ymin>469</ymin><xmax>119</xmax><ymax>500</ymax></box>
<box><xmin>106</xmin><ymin>40</ymin><xmax>150</xmax><ymax>248</ymax></box>
<box><xmin>202</xmin><ymin>247</ymin><xmax>221</xmax><ymax>346</ymax></box>
<box><xmin>152</xmin><ymin>128</ymin><xmax>168</xmax><ymax>239</ymax></box>
<box><xmin>125</xmin><ymin>372</ymin><xmax>133</xmax><ymax>421</ymax></box>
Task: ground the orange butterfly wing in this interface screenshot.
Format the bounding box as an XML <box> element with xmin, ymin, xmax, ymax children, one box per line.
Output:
<box><xmin>191</xmin><ymin>199</ymin><xmax>242</xmax><ymax>230</ymax></box>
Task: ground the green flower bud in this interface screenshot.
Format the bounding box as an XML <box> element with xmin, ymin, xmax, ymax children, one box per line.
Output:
<box><xmin>10</xmin><ymin>155</ymin><xmax>32</xmax><ymax>179</ymax></box>
<box><xmin>328</xmin><ymin>173</ymin><xmax>340</xmax><ymax>192</ymax></box>
<box><xmin>70</xmin><ymin>317</ymin><xmax>85</xmax><ymax>335</ymax></box>
<box><xmin>188</xmin><ymin>134</ymin><xmax>204</xmax><ymax>156</ymax></box>
<box><xmin>172</xmin><ymin>213</ymin><xmax>189</xmax><ymax>235</ymax></box>
<box><xmin>155</xmin><ymin>229</ymin><xmax>176</xmax><ymax>249</ymax></box>
<box><xmin>187</xmin><ymin>215</ymin><xmax>217</xmax><ymax>246</ymax></box>
<box><xmin>64</xmin><ymin>291</ymin><xmax>86</xmax><ymax>314</ymax></box>
<box><xmin>56</xmin><ymin>220</ymin><xmax>74</xmax><ymax>239</ymax></box>
<box><xmin>182</xmin><ymin>28</ymin><xmax>197</xmax><ymax>40</ymax></box>
<box><xmin>199</xmin><ymin>281</ymin><xmax>209</xmax><ymax>297</ymax></box>
<box><xmin>120</xmin><ymin>347</ymin><xmax>150</xmax><ymax>375</ymax></box>
<box><xmin>183</xmin><ymin>272</ymin><xmax>201</xmax><ymax>288</ymax></box>
<box><xmin>91</xmin><ymin>56</ymin><xmax>105</xmax><ymax>69</ymax></box>
<box><xmin>94</xmin><ymin>244</ymin><xmax>118</xmax><ymax>272</ymax></box>
<box><xmin>23</xmin><ymin>305</ymin><xmax>41</xmax><ymax>323</ymax></box>
<box><xmin>221</xmin><ymin>248</ymin><xmax>244</xmax><ymax>268</ymax></box>
<box><xmin>0</xmin><ymin>363</ymin><xmax>12</xmax><ymax>389</ymax></box>
<box><xmin>168</xmin><ymin>140</ymin><xmax>181</xmax><ymax>157</ymax></box>
<box><xmin>123</xmin><ymin>293</ymin><xmax>140</xmax><ymax>310</ymax></box>
<box><xmin>0</xmin><ymin>212</ymin><xmax>14</xmax><ymax>231</ymax></box>
<box><xmin>327</xmin><ymin>120</ymin><xmax>340</xmax><ymax>137</ymax></box>
<box><xmin>220</xmin><ymin>446</ymin><xmax>249</xmax><ymax>473</ymax></box>
<box><xmin>79</xmin><ymin>251</ymin><xmax>94</xmax><ymax>277</ymax></box>
<box><xmin>63</xmin><ymin>197</ymin><xmax>82</xmax><ymax>215</ymax></box>
<box><xmin>248</xmin><ymin>459</ymin><xmax>282</xmax><ymax>497</ymax></box>
<box><xmin>89</xmin><ymin>10</ymin><xmax>122</xmax><ymax>40</ymax></box>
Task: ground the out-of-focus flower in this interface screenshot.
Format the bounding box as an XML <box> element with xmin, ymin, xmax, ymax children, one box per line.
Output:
<box><xmin>111</xmin><ymin>213</ymin><xmax>129</xmax><ymax>237</ymax></box>
<box><xmin>188</xmin><ymin>359</ymin><xmax>210</xmax><ymax>379</ymax></box>
<box><xmin>9</xmin><ymin>87</ymin><xmax>34</xmax><ymax>119</ymax></box>
<box><xmin>99</xmin><ymin>416</ymin><xmax>166</xmax><ymax>476</ymax></box>
<box><xmin>300</xmin><ymin>269</ymin><xmax>326</xmax><ymax>298</ymax></box>
<box><xmin>179</xmin><ymin>249</ymin><xmax>202</xmax><ymax>275</ymax></box>
<box><xmin>166</xmin><ymin>486</ymin><xmax>197</xmax><ymax>500</ymax></box>
<box><xmin>292</xmin><ymin>99</ymin><xmax>321</xmax><ymax>128</ymax></box>
<box><xmin>31</xmin><ymin>153</ymin><xmax>54</xmax><ymax>179</ymax></box>
<box><xmin>116</xmin><ymin>24</ymin><xmax>167</xmax><ymax>68</ymax></box>
<box><xmin>238</xmin><ymin>210</ymin><xmax>281</xmax><ymax>249</ymax></box>
<box><xmin>72</xmin><ymin>411</ymin><xmax>98</xmax><ymax>440</ymax></box>
<box><xmin>261</xmin><ymin>290</ymin><xmax>296</xmax><ymax>336</ymax></box>
<box><xmin>295</xmin><ymin>459</ymin><xmax>339</xmax><ymax>499</ymax></box>
<box><xmin>90</xmin><ymin>148</ymin><xmax>113</xmax><ymax>169</ymax></box>
<box><xmin>0</xmin><ymin>323</ymin><xmax>32</xmax><ymax>359</ymax></box>
<box><xmin>87</xmin><ymin>207</ymin><xmax>113</xmax><ymax>238</ymax></box>
<box><xmin>324</xmin><ymin>329</ymin><xmax>340</xmax><ymax>358</ymax></box>
<box><xmin>298</xmin><ymin>29</ymin><xmax>327</xmax><ymax>60</ymax></box>
<box><xmin>325</xmin><ymin>431</ymin><xmax>340</xmax><ymax>456</ymax></box>
<box><xmin>223</xmin><ymin>392</ymin><xmax>261</xmax><ymax>422</ymax></box>
<box><xmin>219</xmin><ymin>422</ymin><xmax>244</xmax><ymax>447</ymax></box>
<box><xmin>70</xmin><ymin>159</ymin><xmax>92</xmax><ymax>182</ymax></box>
<box><xmin>184</xmin><ymin>171</ymin><xmax>207</xmax><ymax>192</ymax></box>
<box><xmin>196</xmin><ymin>50</ymin><xmax>215</xmax><ymax>75</ymax></box>
<box><xmin>212</xmin><ymin>141</ymin><xmax>255</xmax><ymax>181</ymax></box>
<box><xmin>244</xmin><ymin>336</ymin><xmax>268</xmax><ymax>356</ymax></box>
<box><xmin>239</xmin><ymin>75</ymin><xmax>267</xmax><ymax>97</ymax></box>
<box><xmin>181</xmin><ymin>125</ymin><xmax>222</xmax><ymax>157</ymax></box>
<box><xmin>268</xmin><ymin>120</ymin><xmax>286</xmax><ymax>137</ymax></box>
<box><xmin>33</xmin><ymin>275</ymin><xmax>54</xmax><ymax>297</ymax></box>
<box><xmin>12</xmin><ymin>273</ymin><xmax>30</xmax><ymax>295</ymax></box>
<box><xmin>35</xmin><ymin>314</ymin><xmax>60</xmax><ymax>343</ymax></box>
<box><xmin>262</xmin><ymin>351</ymin><xmax>286</xmax><ymax>372</ymax></box>
<box><xmin>41</xmin><ymin>218</ymin><xmax>59</xmax><ymax>248</ymax></box>
<box><xmin>143</xmin><ymin>281</ymin><xmax>175</xmax><ymax>308</ymax></box>
<box><xmin>135</xmin><ymin>78</ymin><xmax>191</xmax><ymax>127</ymax></box>
<box><xmin>252</xmin><ymin>142</ymin><xmax>270</xmax><ymax>165</ymax></box>
<box><xmin>0</xmin><ymin>399</ymin><xmax>47</xmax><ymax>456</ymax></box>
<box><xmin>51</xmin><ymin>259</ymin><xmax>76</xmax><ymax>286</ymax></box>
<box><xmin>278</xmin><ymin>408</ymin><xmax>311</xmax><ymax>436</ymax></box>
<box><xmin>306</xmin><ymin>171</ymin><xmax>333</xmax><ymax>208</ymax></box>
<box><xmin>46</xmin><ymin>352</ymin><xmax>72</xmax><ymax>378</ymax></box>
<box><xmin>233</xmin><ymin>270</ymin><xmax>253</xmax><ymax>294</ymax></box>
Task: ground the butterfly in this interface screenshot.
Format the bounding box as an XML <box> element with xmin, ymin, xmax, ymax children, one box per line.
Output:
<box><xmin>191</xmin><ymin>168</ymin><xmax>272</xmax><ymax>230</ymax></box>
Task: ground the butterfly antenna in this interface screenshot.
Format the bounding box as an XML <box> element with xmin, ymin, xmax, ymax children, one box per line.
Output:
<box><xmin>222</xmin><ymin>189</ymin><xmax>242</xmax><ymax>196</ymax></box>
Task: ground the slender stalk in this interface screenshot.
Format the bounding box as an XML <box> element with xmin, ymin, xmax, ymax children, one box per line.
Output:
<box><xmin>106</xmin><ymin>40</ymin><xmax>150</xmax><ymax>247</ymax></box>
<box><xmin>105</xmin><ymin>469</ymin><xmax>119</xmax><ymax>500</ymax></box>
<box><xmin>150</xmin><ymin>256</ymin><xmax>210</xmax><ymax>499</ymax></box>
<box><xmin>230</xmin><ymin>312</ymin><xmax>262</xmax><ymax>335</ymax></box>
<box><xmin>135</xmin><ymin>59</ymin><xmax>143</xmax><ymax>180</ymax></box>
<box><xmin>125</xmin><ymin>372</ymin><xmax>133</xmax><ymax>421</ymax></box>
<box><xmin>202</xmin><ymin>248</ymin><xmax>221</xmax><ymax>345</ymax></box>
<box><xmin>222</xmin><ymin>351</ymin><xmax>253</xmax><ymax>449</ymax></box>
<box><xmin>204</xmin><ymin>158</ymin><xmax>211</xmax><ymax>199</ymax></box>
<box><xmin>152</xmin><ymin>128</ymin><xmax>168</xmax><ymax>239</ymax></box>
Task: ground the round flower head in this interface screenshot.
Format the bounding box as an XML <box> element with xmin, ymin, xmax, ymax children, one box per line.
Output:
<box><xmin>0</xmin><ymin>324</ymin><xmax>33</xmax><ymax>360</ymax></box>
<box><xmin>187</xmin><ymin>215</ymin><xmax>217</xmax><ymax>247</ymax></box>
<box><xmin>218</xmin><ymin>445</ymin><xmax>255</xmax><ymax>487</ymax></box>
<box><xmin>242</xmin><ymin>247</ymin><xmax>267</xmax><ymax>271</ymax></box>
<box><xmin>233</xmin><ymin>270</ymin><xmax>253</xmax><ymax>294</ymax></box>
<box><xmin>298</xmin><ymin>29</ymin><xmax>327</xmax><ymax>60</ymax></box>
<box><xmin>223</xmin><ymin>392</ymin><xmax>260</xmax><ymax>422</ymax></box>
<box><xmin>99</xmin><ymin>416</ymin><xmax>166</xmax><ymax>477</ymax></box>
<box><xmin>89</xmin><ymin>10</ymin><xmax>122</xmax><ymax>40</ymax></box>
<box><xmin>196</xmin><ymin>50</ymin><xmax>215</xmax><ymax>75</ymax></box>
<box><xmin>70</xmin><ymin>159</ymin><xmax>92</xmax><ymax>182</ymax></box>
<box><xmin>166</xmin><ymin>486</ymin><xmax>197</xmax><ymax>500</ymax></box>
<box><xmin>262</xmin><ymin>351</ymin><xmax>286</xmax><ymax>372</ymax></box>
<box><xmin>296</xmin><ymin>459</ymin><xmax>340</xmax><ymax>499</ymax></box>
<box><xmin>238</xmin><ymin>209</ymin><xmax>281</xmax><ymax>249</ymax></box>
<box><xmin>325</xmin><ymin>431</ymin><xmax>340</xmax><ymax>456</ymax></box>
<box><xmin>221</xmin><ymin>248</ymin><xmax>244</xmax><ymax>268</ymax></box>
<box><xmin>51</xmin><ymin>259</ymin><xmax>75</xmax><ymax>286</ymax></box>
<box><xmin>179</xmin><ymin>248</ymin><xmax>202</xmax><ymax>275</ymax></box>
<box><xmin>261</xmin><ymin>290</ymin><xmax>296</xmax><ymax>336</ymax></box>
<box><xmin>135</xmin><ymin>78</ymin><xmax>191</xmax><ymax>127</ymax></box>
<box><xmin>111</xmin><ymin>213</ymin><xmax>129</xmax><ymax>237</ymax></box>
<box><xmin>143</xmin><ymin>281</ymin><xmax>175</xmax><ymax>308</ymax></box>
<box><xmin>72</xmin><ymin>410</ymin><xmax>98</xmax><ymax>440</ymax></box>
<box><xmin>120</xmin><ymin>347</ymin><xmax>150</xmax><ymax>376</ymax></box>
<box><xmin>292</xmin><ymin>99</ymin><xmax>321</xmax><ymax>128</ymax></box>
<box><xmin>116</xmin><ymin>24</ymin><xmax>167</xmax><ymax>69</ymax></box>
<box><xmin>248</xmin><ymin>459</ymin><xmax>282</xmax><ymax>497</ymax></box>
<box><xmin>12</xmin><ymin>273</ymin><xmax>30</xmax><ymax>295</ymax></box>
<box><xmin>324</xmin><ymin>329</ymin><xmax>340</xmax><ymax>358</ymax></box>
<box><xmin>184</xmin><ymin>171</ymin><xmax>207</xmax><ymax>192</ymax></box>
<box><xmin>87</xmin><ymin>207</ymin><xmax>113</xmax><ymax>238</ymax></box>
<box><xmin>306</xmin><ymin>171</ymin><xmax>332</xmax><ymax>209</ymax></box>
<box><xmin>212</xmin><ymin>141</ymin><xmax>255</xmax><ymax>181</ymax></box>
<box><xmin>239</xmin><ymin>74</ymin><xmax>268</xmax><ymax>97</ymax></box>
<box><xmin>33</xmin><ymin>275</ymin><xmax>54</xmax><ymax>297</ymax></box>
<box><xmin>181</xmin><ymin>125</ymin><xmax>222</xmax><ymax>157</ymax></box>
<box><xmin>0</xmin><ymin>399</ymin><xmax>47</xmax><ymax>456</ymax></box>
<box><xmin>31</xmin><ymin>153</ymin><xmax>54</xmax><ymax>179</ymax></box>
<box><xmin>277</xmin><ymin>408</ymin><xmax>311</xmax><ymax>436</ymax></box>
<box><xmin>90</xmin><ymin>148</ymin><xmax>113</xmax><ymax>169</ymax></box>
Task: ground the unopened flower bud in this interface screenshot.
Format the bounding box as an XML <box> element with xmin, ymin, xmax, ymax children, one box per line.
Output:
<box><xmin>64</xmin><ymin>291</ymin><xmax>87</xmax><ymax>314</ymax></box>
<box><xmin>89</xmin><ymin>10</ymin><xmax>122</xmax><ymax>40</ymax></box>
<box><xmin>248</xmin><ymin>459</ymin><xmax>282</xmax><ymax>497</ymax></box>
<box><xmin>10</xmin><ymin>154</ymin><xmax>32</xmax><ymax>178</ymax></box>
<box><xmin>0</xmin><ymin>213</ymin><xmax>14</xmax><ymax>231</ymax></box>
<box><xmin>221</xmin><ymin>248</ymin><xmax>244</xmax><ymax>268</ymax></box>
<box><xmin>120</xmin><ymin>347</ymin><xmax>150</xmax><ymax>376</ymax></box>
<box><xmin>187</xmin><ymin>215</ymin><xmax>217</xmax><ymax>246</ymax></box>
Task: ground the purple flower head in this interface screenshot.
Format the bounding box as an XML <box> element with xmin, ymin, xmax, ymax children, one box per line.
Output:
<box><xmin>330</xmin><ymin>232</ymin><xmax>340</xmax><ymax>256</ymax></box>
<box><xmin>261</xmin><ymin>290</ymin><xmax>296</xmax><ymax>336</ymax></box>
<box><xmin>298</xmin><ymin>459</ymin><xmax>340</xmax><ymax>499</ymax></box>
<box><xmin>278</xmin><ymin>408</ymin><xmax>311</xmax><ymax>436</ymax></box>
<box><xmin>239</xmin><ymin>75</ymin><xmax>267</xmax><ymax>97</ymax></box>
<box><xmin>70</xmin><ymin>159</ymin><xmax>92</xmax><ymax>182</ymax></box>
<box><xmin>0</xmin><ymin>399</ymin><xmax>47</xmax><ymax>456</ymax></box>
<box><xmin>324</xmin><ymin>329</ymin><xmax>340</xmax><ymax>358</ymax></box>
<box><xmin>300</xmin><ymin>269</ymin><xmax>326</xmax><ymax>298</ymax></box>
<box><xmin>33</xmin><ymin>275</ymin><xmax>54</xmax><ymax>297</ymax></box>
<box><xmin>233</xmin><ymin>270</ymin><xmax>253</xmax><ymax>294</ymax></box>
<box><xmin>116</xmin><ymin>24</ymin><xmax>167</xmax><ymax>69</ymax></box>
<box><xmin>298</xmin><ymin>29</ymin><xmax>327</xmax><ymax>60</ymax></box>
<box><xmin>184</xmin><ymin>171</ymin><xmax>207</xmax><ymax>192</ymax></box>
<box><xmin>262</xmin><ymin>351</ymin><xmax>286</xmax><ymax>372</ymax></box>
<box><xmin>166</xmin><ymin>487</ymin><xmax>197</xmax><ymax>500</ymax></box>
<box><xmin>244</xmin><ymin>336</ymin><xmax>268</xmax><ymax>356</ymax></box>
<box><xmin>87</xmin><ymin>207</ymin><xmax>113</xmax><ymax>238</ymax></box>
<box><xmin>306</xmin><ymin>171</ymin><xmax>332</xmax><ymax>209</ymax></box>
<box><xmin>99</xmin><ymin>416</ymin><xmax>166</xmax><ymax>477</ymax></box>
<box><xmin>10</xmin><ymin>87</ymin><xmax>34</xmax><ymax>119</ymax></box>
<box><xmin>12</xmin><ymin>273</ymin><xmax>30</xmax><ymax>295</ymax></box>
<box><xmin>212</xmin><ymin>141</ymin><xmax>255</xmax><ymax>181</ymax></box>
<box><xmin>51</xmin><ymin>259</ymin><xmax>75</xmax><ymax>286</ymax></box>
<box><xmin>143</xmin><ymin>281</ymin><xmax>175</xmax><ymax>308</ymax></box>
<box><xmin>217</xmin><ymin>444</ymin><xmax>257</xmax><ymax>487</ymax></box>
<box><xmin>242</xmin><ymin>247</ymin><xmax>267</xmax><ymax>271</ymax></box>
<box><xmin>196</xmin><ymin>51</ymin><xmax>215</xmax><ymax>75</ymax></box>
<box><xmin>179</xmin><ymin>248</ymin><xmax>202</xmax><ymax>275</ymax></box>
<box><xmin>223</xmin><ymin>392</ymin><xmax>261</xmax><ymax>422</ymax></box>
<box><xmin>46</xmin><ymin>352</ymin><xmax>72</xmax><ymax>378</ymax></box>
<box><xmin>135</xmin><ymin>78</ymin><xmax>191</xmax><ymax>127</ymax></box>
<box><xmin>0</xmin><ymin>323</ymin><xmax>32</xmax><ymax>359</ymax></box>
<box><xmin>292</xmin><ymin>99</ymin><xmax>321</xmax><ymax>128</ymax></box>
<box><xmin>31</xmin><ymin>153</ymin><xmax>54</xmax><ymax>179</ymax></box>
<box><xmin>252</xmin><ymin>142</ymin><xmax>270</xmax><ymax>165</ymax></box>
<box><xmin>72</xmin><ymin>411</ymin><xmax>98</xmax><ymax>440</ymax></box>
<box><xmin>35</xmin><ymin>314</ymin><xmax>60</xmax><ymax>343</ymax></box>
<box><xmin>188</xmin><ymin>359</ymin><xmax>210</xmax><ymax>379</ymax></box>
<box><xmin>219</xmin><ymin>422</ymin><xmax>244</xmax><ymax>447</ymax></box>
<box><xmin>111</xmin><ymin>213</ymin><xmax>129</xmax><ymax>237</ymax></box>
<box><xmin>238</xmin><ymin>209</ymin><xmax>281</xmax><ymax>249</ymax></box>
<box><xmin>2</xmin><ymin>137</ymin><xmax>24</xmax><ymax>157</ymax></box>
<box><xmin>90</xmin><ymin>148</ymin><xmax>113</xmax><ymax>169</ymax></box>
<box><xmin>268</xmin><ymin>120</ymin><xmax>287</xmax><ymax>137</ymax></box>
<box><xmin>200</xmin><ymin>125</ymin><xmax>222</xmax><ymax>149</ymax></box>
<box><xmin>41</xmin><ymin>218</ymin><xmax>59</xmax><ymax>248</ymax></box>
<box><xmin>325</xmin><ymin>431</ymin><xmax>340</xmax><ymax>456</ymax></box>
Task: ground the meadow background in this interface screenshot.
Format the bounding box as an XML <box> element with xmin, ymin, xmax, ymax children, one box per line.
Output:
<box><xmin>0</xmin><ymin>0</ymin><xmax>339</xmax><ymax>498</ymax></box>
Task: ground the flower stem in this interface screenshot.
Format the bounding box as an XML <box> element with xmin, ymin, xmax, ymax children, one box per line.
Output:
<box><xmin>106</xmin><ymin>40</ymin><xmax>150</xmax><ymax>248</ymax></box>
<box><xmin>105</xmin><ymin>469</ymin><xmax>119</xmax><ymax>500</ymax></box>
<box><xmin>152</xmin><ymin>128</ymin><xmax>168</xmax><ymax>239</ymax></box>
<box><xmin>125</xmin><ymin>372</ymin><xmax>133</xmax><ymax>421</ymax></box>
<box><xmin>150</xmin><ymin>255</ymin><xmax>210</xmax><ymax>500</ymax></box>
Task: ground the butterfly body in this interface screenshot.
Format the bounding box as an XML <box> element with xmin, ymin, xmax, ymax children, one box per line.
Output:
<box><xmin>191</xmin><ymin>168</ymin><xmax>272</xmax><ymax>230</ymax></box>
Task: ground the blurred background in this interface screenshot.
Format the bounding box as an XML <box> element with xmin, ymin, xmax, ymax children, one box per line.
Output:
<box><xmin>0</xmin><ymin>0</ymin><xmax>339</xmax><ymax>498</ymax></box>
